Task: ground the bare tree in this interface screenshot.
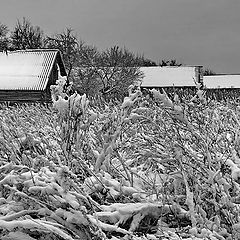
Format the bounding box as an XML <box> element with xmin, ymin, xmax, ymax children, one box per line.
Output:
<box><xmin>203</xmin><ymin>68</ymin><xmax>216</xmax><ymax>76</ymax></box>
<box><xmin>159</xmin><ymin>59</ymin><xmax>182</xmax><ymax>67</ymax></box>
<box><xmin>140</xmin><ymin>58</ymin><xmax>157</xmax><ymax>66</ymax></box>
<box><xmin>0</xmin><ymin>23</ymin><xmax>9</xmax><ymax>52</ymax></box>
<box><xmin>46</xmin><ymin>28</ymin><xmax>79</xmax><ymax>81</ymax></box>
<box><xmin>10</xmin><ymin>18</ymin><xmax>45</xmax><ymax>50</ymax></box>
<box><xmin>74</xmin><ymin>45</ymin><xmax>143</xmax><ymax>100</ymax></box>
<box><xmin>98</xmin><ymin>46</ymin><xmax>143</xmax><ymax>97</ymax></box>
<box><xmin>71</xmin><ymin>43</ymin><xmax>102</xmax><ymax>96</ymax></box>
<box><xmin>44</xmin><ymin>29</ymin><xmax>150</xmax><ymax>99</ymax></box>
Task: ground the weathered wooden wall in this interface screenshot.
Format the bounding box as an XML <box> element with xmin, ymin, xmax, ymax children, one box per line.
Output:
<box><xmin>0</xmin><ymin>89</ymin><xmax>52</xmax><ymax>103</ymax></box>
<box><xmin>205</xmin><ymin>88</ymin><xmax>240</xmax><ymax>101</ymax></box>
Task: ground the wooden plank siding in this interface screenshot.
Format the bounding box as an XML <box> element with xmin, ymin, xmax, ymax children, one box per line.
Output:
<box><xmin>0</xmin><ymin>90</ymin><xmax>52</xmax><ymax>103</ymax></box>
<box><xmin>205</xmin><ymin>88</ymin><xmax>240</xmax><ymax>101</ymax></box>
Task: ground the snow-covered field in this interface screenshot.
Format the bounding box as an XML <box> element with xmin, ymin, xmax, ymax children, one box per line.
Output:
<box><xmin>0</xmin><ymin>83</ymin><xmax>240</xmax><ymax>239</ymax></box>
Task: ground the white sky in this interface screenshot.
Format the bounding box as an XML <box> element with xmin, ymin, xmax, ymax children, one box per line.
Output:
<box><xmin>1</xmin><ymin>0</ymin><xmax>240</xmax><ymax>73</ymax></box>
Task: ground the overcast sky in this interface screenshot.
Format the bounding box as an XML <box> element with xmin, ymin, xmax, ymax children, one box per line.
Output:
<box><xmin>1</xmin><ymin>0</ymin><xmax>240</xmax><ymax>73</ymax></box>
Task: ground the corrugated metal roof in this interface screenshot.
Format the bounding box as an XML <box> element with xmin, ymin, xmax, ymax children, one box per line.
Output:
<box><xmin>204</xmin><ymin>75</ymin><xmax>240</xmax><ymax>89</ymax></box>
<box><xmin>0</xmin><ymin>49</ymin><xmax>63</xmax><ymax>91</ymax></box>
<box><xmin>140</xmin><ymin>66</ymin><xmax>198</xmax><ymax>87</ymax></box>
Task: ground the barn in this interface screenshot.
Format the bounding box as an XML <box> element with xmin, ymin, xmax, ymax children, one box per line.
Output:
<box><xmin>0</xmin><ymin>49</ymin><xmax>67</xmax><ymax>102</ymax></box>
<box><xmin>203</xmin><ymin>74</ymin><xmax>240</xmax><ymax>100</ymax></box>
<box><xmin>139</xmin><ymin>66</ymin><xmax>203</xmax><ymax>98</ymax></box>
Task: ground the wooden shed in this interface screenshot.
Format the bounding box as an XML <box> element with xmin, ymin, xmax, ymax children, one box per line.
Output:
<box><xmin>139</xmin><ymin>66</ymin><xmax>203</xmax><ymax>99</ymax></box>
<box><xmin>204</xmin><ymin>74</ymin><xmax>240</xmax><ymax>89</ymax></box>
<box><xmin>204</xmin><ymin>74</ymin><xmax>240</xmax><ymax>100</ymax></box>
<box><xmin>0</xmin><ymin>49</ymin><xmax>67</xmax><ymax>102</ymax></box>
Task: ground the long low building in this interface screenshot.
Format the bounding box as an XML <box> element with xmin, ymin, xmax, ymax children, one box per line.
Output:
<box><xmin>0</xmin><ymin>49</ymin><xmax>67</xmax><ymax>102</ymax></box>
<box><xmin>203</xmin><ymin>74</ymin><xmax>240</xmax><ymax>89</ymax></box>
<box><xmin>140</xmin><ymin>66</ymin><xmax>203</xmax><ymax>88</ymax></box>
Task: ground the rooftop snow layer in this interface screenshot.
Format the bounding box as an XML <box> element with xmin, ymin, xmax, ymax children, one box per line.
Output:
<box><xmin>140</xmin><ymin>66</ymin><xmax>198</xmax><ymax>87</ymax></box>
<box><xmin>204</xmin><ymin>75</ymin><xmax>240</xmax><ymax>89</ymax></box>
<box><xmin>0</xmin><ymin>50</ymin><xmax>60</xmax><ymax>91</ymax></box>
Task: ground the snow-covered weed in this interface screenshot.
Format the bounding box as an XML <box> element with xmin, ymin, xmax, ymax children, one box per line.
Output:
<box><xmin>1</xmin><ymin>82</ymin><xmax>240</xmax><ymax>239</ymax></box>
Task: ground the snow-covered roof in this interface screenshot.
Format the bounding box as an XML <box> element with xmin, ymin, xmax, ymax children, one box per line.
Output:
<box><xmin>140</xmin><ymin>66</ymin><xmax>199</xmax><ymax>87</ymax></box>
<box><xmin>0</xmin><ymin>49</ymin><xmax>66</xmax><ymax>91</ymax></box>
<box><xmin>204</xmin><ymin>75</ymin><xmax>240</xmax><ymax>89</ymax></box>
